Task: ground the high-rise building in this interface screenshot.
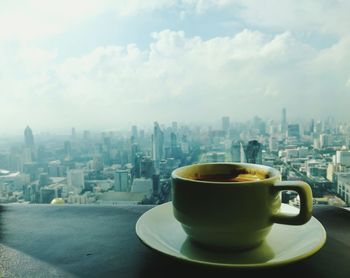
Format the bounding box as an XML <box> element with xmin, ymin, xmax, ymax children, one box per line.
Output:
<box><xmin>140</xmin><ymin>156</ymin><xmax>154</xmax><ymax>178</ymax></box>
<box><xmin>337</xmin><ymin>175</ymin><xmax>350</xmax><ymax>205</ymax></box>
<box><xmin>240</xmin><ymin>142</ymin><xmax>246</xmax><ymax>163</ymax></box>
<box><xmin>281</xmin><ymin>108</ymin><xmax>287</xmax><ymax>136</ymax></box>
<box><xmin>152</xmin><ymin>122</ymin><xmax>164</xmax><ymax>174</ymax></box>
<box><xmin>244</xmin><ymin>140</ymin><xmax>262</xmax><ymax>164</ymax></box>
<box><xmin>133</xmin><ymin>153</ymin><xmax>143</xmax><ymax>178</ymax></box>
<box><xmin>71</xmin><ymin>127</ymin><xmax>76</xmax><ymax>140</ymax></box>
<box><xmin>170</xmin><ymin>132</ymin><xmax>178</xmax><ymax>157</ymax></box>
<box><xmin>48</xmin><ymin>160</ymin><xmax>63</xmax><ymax>177</ymax></box>
<box><xmin>336</xmin><ymin>151</ymin><xmax>350</xmax><ymax>167</ymax></box>
<box><xmin>40</xmin><ymin>187</ymin><xmax>56</xmax><ymax>204</ymax></box>
<box><xmin>314</xmin><ymin>121</ymin><xmax>323</xmax><ymax>134</ymax></box>
<box><xmin>39</xmin><ymin>173</ymin><xmax>49</xmax><ymax>187</ymax></box>
<box><xmin>131</xmin><ymin>125</ymin><xmax>138</xmax><ymax>142</ymax></box>
<box><xmin>222</xmin><ymin>116</ymin><xmax>230</xmax><ymax>132</ymax></box>
<box><xmin>269</xmin><ymin>137</ymin><xmax>279</xmax><ymax>152</ymax></box>
<box><xmin>83</xmin><ymin>130</ymin><xmax>90</xmax><ymax>141</ymax></box>
<box><xmin>320</xmin><ymin>134</ymin><xmax>332</xmax><ymax>148</ymax></box>
<box><xmin>287</xmin><ymin>124</ymin><xmax>300</xmax><ymax>139</ymax></box>
<box><xmin>67</xmin><ymin>169</ymin><xmax>84</xmax><ymax>189</ymax></box>
<box><xmin>309</xmin><ymin>119</ymin><xmax>315</xmax><ymax>135</ymax></box>
<box><xmin>172</xmin><ymin>121</ymin><xmax>178</xmax><ymax>133</ymax></box>
<box><xmin>231</xmin><ymin>141</ymin><xmax>241</xmax><ymax>162</ymax></box>
<box><xmin>114</xmin><ymin>170</ymin><xmax>129</xmax><ymax>191</ymax></box>
<box><xmin>131</xmin><ymin>143</ymin><xmax>139</xmax><ymax>166</ymax></box>
<box><xmin>22</xmin><ymin>148</ymin><xmax>33</xmax><ymax>163</ymax></box>
<box><xmin>24</xmin><ymin>126</ymin><xmax>34</xmax><ymax>148</ymax></box>
<box><xmin>64</xmin><ymin>141</ymin><xmax>72</xmax><ymax>159</ymax></box>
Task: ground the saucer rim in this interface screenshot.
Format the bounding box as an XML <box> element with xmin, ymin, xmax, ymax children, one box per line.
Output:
<box><xmin>136</xmin><ymin>202</ymin><xmax>327</xmax><ymax>269</ymax></box>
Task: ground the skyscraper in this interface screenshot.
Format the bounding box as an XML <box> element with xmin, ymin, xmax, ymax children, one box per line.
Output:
<box><xmin>244</xmin><ymin>140</ymin><xmax>262</xmax><ymax>164</ymax></box>
<box><xmin>170</xmin><ymin>132</ymin><xmax>179</xmax><ymax>158</ymax></box>
<box><xmin>287</xmin><ymin>124</ymin><xmax>300</xmax><ymax>139</ymax></box>
<box><xmin>222</xmin><ymin>116</ymin><xmax>230</xmax><ymax>132</ymax></box>
<box><xmin>71</xmin><ymin>127</ymin><xmax>76</xmax><ymax>140</ymax></box>
<box><xmin>172</xmin><ymin>121</ymin><xmax>178</xmax><ymax>133</ymax></box>
<box><xmin>24</xmin><ymin>126</ymin><xmax>34</xmax><ymax>148</ymax></box>
<box><xmin>152</xmin><ymin>122</ymin><xmax>164</xmax><ymax>174</ymax></box>
<box><xmin>67</xmin><ymin>169</ymin><xmax>85</xmax><ymax>189</ymax></box>
<box><xmin>231</xmin><ymin>141</ymin><xmax>241</xmax><ymax>162</ymax></box>
<box><xmin>281</xmin><ymin>108</ymin><xmax>287</xmax><ymax>136</ymax></box>
<box><xmin>114</xmin><ymin>170</ymin><xmax>129</xmax><ymax>191</ymax></box>
<box><xmin>64</xmin><ymin>141</ymin><xmax>72</xmax><ymax>159</ymax></box>
<box><xmin>131</xmin><ymin>125</ymin><xmax>138</xmax><ymax>141</ymax></box>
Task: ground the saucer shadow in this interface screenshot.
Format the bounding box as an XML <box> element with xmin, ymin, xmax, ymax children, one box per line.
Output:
<box><xmin>180</xmin><ymin>238</ymin><xmax>275</xmax><ymax>265</ymax></box>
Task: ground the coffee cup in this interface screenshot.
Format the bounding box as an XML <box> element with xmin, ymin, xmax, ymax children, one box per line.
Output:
<box><xmin>171</xmin><ymin>163</ymin><xmax>313</xmax><ymax>250</ymax></box>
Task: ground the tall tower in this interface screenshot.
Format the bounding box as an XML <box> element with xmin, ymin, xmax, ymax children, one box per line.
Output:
<box><xmin>245</xmin><ymin>140</ymin><xmax>262</xmax><ymax>164</ymax></box>
<box><xmin>281</xmin><ymin>108</ymin><xmax>287</xmax><ymax>137</ymax></box>
<box><xmin>24</xmin><ymin>126</ymin><xmax>34</xmax><ymax>148</ymax></box>
<box><xmin>222</xmin><ymin>116</ymin><xmax>230</xmax><ymax>132</ymax></box>
<box><xmin>71</xmin><ymin>127</ymin><xmax>76</xmax><ymax>140</ymax></box>
<box><xmin>152</xmin><ymin>122</ymin><xmax>164</xmax><ymax>174</ymax></box>
<box><xmin>131</xmin><ymin>125</ymin><xmax>138</xmax><ymax>142</ymax></box>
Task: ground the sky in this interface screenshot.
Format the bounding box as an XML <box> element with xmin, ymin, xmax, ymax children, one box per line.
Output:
<box><xmin>0</xmin><ymin>0</ymin><xmax>350</xmax><ymax>134</ymax></box>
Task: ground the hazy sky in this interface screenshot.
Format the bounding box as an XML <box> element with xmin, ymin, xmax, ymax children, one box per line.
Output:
<box><xmin>1</xmin><ymin>0</ymin><xmax>350</xmax><ymax>133</ymax></box>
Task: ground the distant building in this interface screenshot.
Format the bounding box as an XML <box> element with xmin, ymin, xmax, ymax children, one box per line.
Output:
<box><xmin>24</xmin><ymin>126</ymin><xmax>34</xmax><ymax>148</ymax></box>
<box><xmin>71</xmin><ymin>127</ymin><xmax>76</xmax><ymax>140</ymax></box>
<box><xmin>336</xmin><ymin>150</ymin><xmax>350</xmax><ymax>167</ymax></box>
<box><xmin>281</xmin><ymin>108</ymin><xmax>287</xmax><ymax>137</ymax></box>
<box><xmin>40</xmin><ymin>187</ymin><xmax>56</xmax><ymax>204</ymax></box>
<box><xmin>22</xmin><ymin>148</ymin><xmax>33</xmax><ymax>163</ymax></box>
<box><xmin>114</xmin><ymin>170</ymin><xmax>129</xmax><ymax>192</ymax></box>
<box><xmin>172</xmin><ymin>121</ymin><xmax>178</xmax><ymax>133</ymax></box>
<box><xmin>130</xmin><ymin>178</ymin><xmax>153</xmax><ymax>196</ymax></box>
<box><xmin>222</xmin><ymin>116</ymin><xmax>230</xmax><ymax>132</ymax></box>
<box><xmin>231</xmin><ymin>141</ymin><xmax>241</xmax><ymax>162</ymax></box>
<box><xmin>39</xmin><ymin>173</ymin><xmax>49</xmax><ymax>187</ymax></box>
<box><xmin>152</xmin><ymin>122</ymin><xmax>164</xmax><ymax>174</ymax></box>
<box><xmin>269</xmin><ymin>137</ymin><xmax>279</xmax><ymax>152</ymax></box>
<box><xmin>287</xmin><ymin>124</ymin><xmax>300</xmax><ymax>139</ymax></box>
<box><xmin>327</xmin><ymin>162</ymin><xmax>350</xmax><ymax>183</ymax></box>
<box><xmin>204</xmin><ymin>152</ymin><xmax>225</xmax><ymax>162</ymax></box>
<box><xmin>320</xmin><ymin>134</ymin><xmax>332</xmax><ymax>148</ymax></box>
<box><xmin>337</xmin><ymin>175</ymin><xmax>350</xmax><ymax>205</ymax></box>
<box><xmin>64</xmin><ymin>141</ymin><xmax>72</xmax><ymax>159</ymax></box>
<box><xmin>96</xmin><ymin>192</ymin><xmax>146</xmax><ymax>205</ymax></box>
<box><xmin>140</xmin><ymin>156</ymin><xmax>154</xmax><ymax>178</ymax></box>
<box><xmin>48</xmin><ymin>160</ymin><xmax>63</xmax><ymax>177</ymax></box>
<box><xmin>131</xmin><ymin>125</ymin><xmax>138</xmax><ymax>140</ymax></box>
<box><xmin>244</xmin><ymin>140</ymin><xmax>262</xmax><ymax>164</ymax></box>
<box><xmin>67</xmin><ymin>169</ymin><xmax>84</xmax><ymax>189</ymax></box>
<box><xmin>240</xmin><ymin>142</ymin><xmax>246</xmax><ymax>163</ymax></box>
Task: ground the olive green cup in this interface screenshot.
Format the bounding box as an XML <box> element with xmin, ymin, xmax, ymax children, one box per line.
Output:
<box><xmin>171</xmin><ymin>163</ymin><xmax>313</xmax><ymax>250</ymax></box>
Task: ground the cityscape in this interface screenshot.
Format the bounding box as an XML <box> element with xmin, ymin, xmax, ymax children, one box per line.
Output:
<box><xmin>0</xmin><ymin>109</ymin><xmax>350</xmax><ymax>207</ymax></box>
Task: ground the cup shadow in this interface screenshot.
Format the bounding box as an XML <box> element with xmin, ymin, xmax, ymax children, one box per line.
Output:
<box><xmin>180</xmin><ymin>237</ymin><xmax>275</xmax><ymax>265</ymax></box>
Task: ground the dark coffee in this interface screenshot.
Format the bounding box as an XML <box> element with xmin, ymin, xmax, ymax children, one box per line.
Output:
<box><xmin>192</xmin><ymin>173</ymin><xmax>267</xmax><ymax>182</ymax></box>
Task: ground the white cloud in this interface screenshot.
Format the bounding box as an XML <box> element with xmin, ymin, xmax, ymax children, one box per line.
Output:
<box><xmin>1</xmin><ymin>1</ymin><xmax>350</xmax><ymax>132</ymax></box>
<box><xmin>0</xmin><ymin>0</ymin><xmax>175</xmax><ymax>42</ymax></box>
<box><xmin>231</xmin><ymin>0</ymin><xmax>350</xmax><ymax>37</ymax></box>
<box><xmin>1</xmin><ymin>28</ymin><xmax>349</xmax><ymax>132</ymax></box>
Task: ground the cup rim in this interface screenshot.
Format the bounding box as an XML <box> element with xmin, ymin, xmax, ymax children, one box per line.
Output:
<box><xmin>171</xmin><ymin>162</ymin><xmax>280</xmax><ymax>185</ymax></box>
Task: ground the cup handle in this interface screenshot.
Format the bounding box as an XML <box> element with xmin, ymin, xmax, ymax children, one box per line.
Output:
<box><xmin>271</xmin><ymin>181</ymin><xmax>313</xmax><ymax>225</ymax></box>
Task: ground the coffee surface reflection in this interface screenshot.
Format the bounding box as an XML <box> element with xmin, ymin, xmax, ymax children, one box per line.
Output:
<box><xmin>192</xmin><ymin>173</ymin><xmax>267</xmax><ymax>182</ymax></box>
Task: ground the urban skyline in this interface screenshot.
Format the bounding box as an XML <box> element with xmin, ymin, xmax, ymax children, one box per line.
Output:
<box><xmin>0</xmin><ymin>113</ymin><xmax>347</xmax><ymax>137</ymax></box>
<box><xmin>1</xmin><ymin>108</ymin><xmax>350</xmax><ymax>207</ymax></box>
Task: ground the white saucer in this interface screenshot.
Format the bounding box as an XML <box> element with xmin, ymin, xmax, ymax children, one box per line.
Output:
<box><xmin>136</xmin><ymin>202</ymin><xmax>326</xmax><ymax>268</ymax></box>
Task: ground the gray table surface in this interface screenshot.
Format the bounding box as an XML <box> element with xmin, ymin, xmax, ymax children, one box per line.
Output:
<box><xmin>0</xmin><ymin>204</ymin><xmax>349</xmax><ymax>278</ymax></box>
